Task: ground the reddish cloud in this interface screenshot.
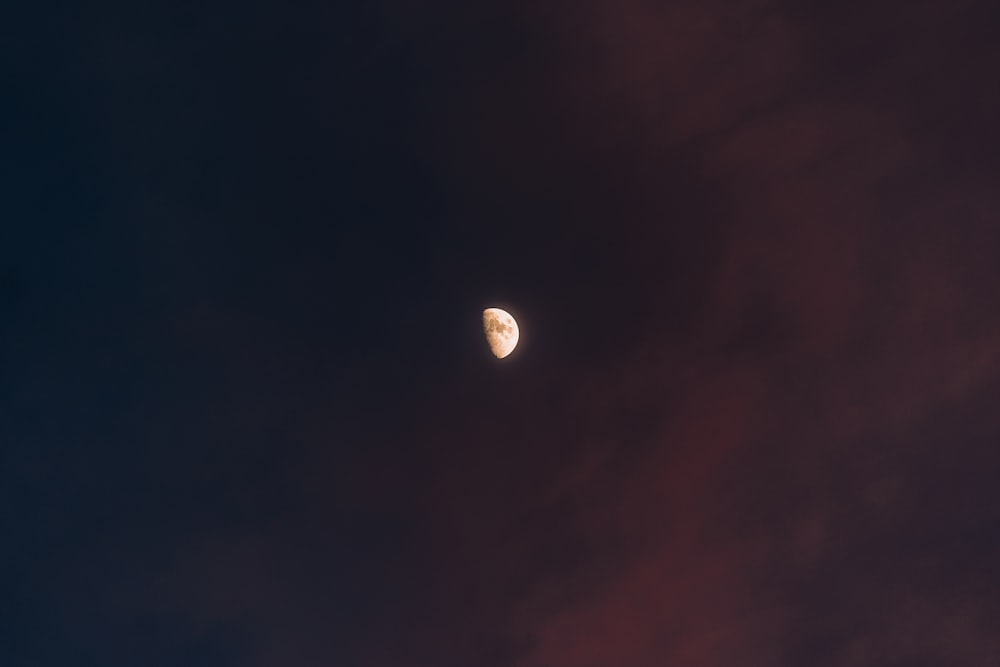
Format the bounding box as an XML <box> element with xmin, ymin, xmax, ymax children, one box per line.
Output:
<box><xmin>371</xmin><ymin>1</ymin><xmax>1000</xmax><ymax>666</ymax></box>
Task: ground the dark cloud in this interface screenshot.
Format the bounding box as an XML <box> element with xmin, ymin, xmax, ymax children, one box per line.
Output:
<box><xmin>4</xmin><ymin>0</ymin><xmax>999</xmax><ymax>665</ymax></box>
<box><xmin>340</xmin><ymin>1</ymin><xmax>1000</xmax><ymax>665</ymax></box>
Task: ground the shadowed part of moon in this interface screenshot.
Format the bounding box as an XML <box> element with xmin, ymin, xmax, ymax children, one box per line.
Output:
<box><xmin>482</xmin><ymin>308</ymin><xmax>519</xmax><ymax>359</ymax></box>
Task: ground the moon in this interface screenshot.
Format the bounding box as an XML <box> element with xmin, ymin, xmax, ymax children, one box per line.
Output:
<box><xmin>482</xmin><ymin>307</ymin><xmax>519</xmax><ymax>359</ymax></box>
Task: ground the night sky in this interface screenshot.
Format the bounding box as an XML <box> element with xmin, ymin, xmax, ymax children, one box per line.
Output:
<box><xmin>5</xmin><ymin>1</ymin><xmax>1000</xmax><ymax>665</ymax></box>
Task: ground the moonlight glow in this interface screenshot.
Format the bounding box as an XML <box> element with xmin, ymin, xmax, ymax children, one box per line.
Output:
<box><xmin>483</xmin><ymin>308</ymin><xmax>519</xmax><ymax>359</ymax></box>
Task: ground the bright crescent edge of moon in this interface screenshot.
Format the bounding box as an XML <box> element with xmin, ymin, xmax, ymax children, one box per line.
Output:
<box><xmin>482</xmin><ymin>307</ymin><xmax>519</xmax><ymax>359</ymax></box>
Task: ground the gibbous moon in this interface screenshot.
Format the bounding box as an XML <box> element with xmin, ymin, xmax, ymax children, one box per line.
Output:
<box><xmin>483</xmin><ymin>307</ymin><xmax>519</xmax><ymax>359</ymax></box>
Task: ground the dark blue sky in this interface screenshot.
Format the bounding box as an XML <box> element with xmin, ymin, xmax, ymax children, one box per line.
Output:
<box><xmin>4</xmin><ymin>1</ymin><xmax>1000</xmax><ymax>665</ymax></box>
